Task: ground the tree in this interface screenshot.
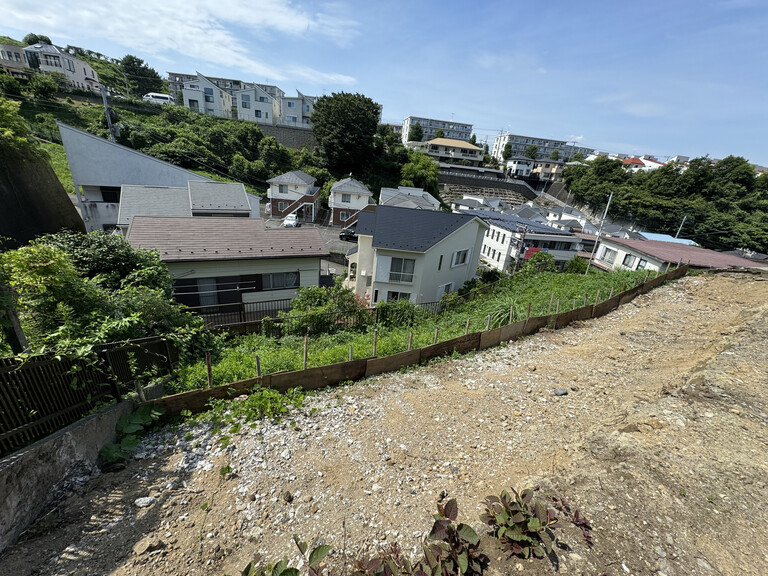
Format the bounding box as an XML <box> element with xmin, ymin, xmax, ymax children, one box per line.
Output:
<box><xmin>564</xmin><ymin>256</ymin><xmax>588</xmax><ymax>274</ymax></box>
<box><xmin>550</xmin><ymin>149</ymin><xmax>560</xmax><ymax>160</ymax></box>
<box><xmin>401</xmin><ymin>150</ymin><xmax>439</xmax><ymax>196</ymax></box>
<box><xmin>408</xmin><ymin>121</ymin><xmax>424</xmax><ymax>142</ymax></box>
<box><xmin>28</xmin><ymin>73</ymin><xmax>58</xmax><ymax>99</ymax></box>
<box><xmin>502</xmin><ymin>142</ymin><xmax>513</xmax><ymax>161</ymax></box>
<box><xmin>524</xmin><ymin>144</ymin><xmax>538</xmax><ymax>159</ymax></box>
<box><xmin>311</xmin><ymin>92</ymin><xmax>380</xmax><ymax>176</ymax></box>
<box><xmin>573</xmin><ymin>152</ymin><xmax>584</xmax><ymax>162</ymax></box>
<box><xmin>0</xmin><ymin>73</ymin><xmax>22</xmax><ymax>96</ymax></box>
<box><xmin>434</xmin><ymin>128</ymin><xmax>445</xmax><ymax>138</ymax></box>
<box><xmin>23</xmin><ymin>33</ymin><xmax>51</xmax><ymax>45</ymax></box>
<box><xmin>469</xmin><ymin>134</ymin><xmax>477</xmax><ymax>146</ymax></box>
<box><xmin>119</xmin><ymin>54</ymin><xmax>164</xmax><ymax>97</ymax></box>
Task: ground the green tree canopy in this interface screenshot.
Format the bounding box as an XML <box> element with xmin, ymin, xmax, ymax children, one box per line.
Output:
<box><xmin>550</xmin><ymin>149</ymin><xmax>560</xmax><ymax>160</ymax></box>
<box><xmin>23</xmin><ymin>33</ymin><xmax>51</xmax><ymax>45</ymax></box>
<box><xmin>120</xmin><ymin>54</ymin><xmax>164</xmax><ymax>97</ymax></box>
<box><xmin>310</xmin><ymin>92</ymin><xmax>380</xmax><ymax>177</ymax></box>
<box><xmin>434</xmin><ymin>128</ymin><xmax>445</xmax><ymax>138</ymax></box>
<box><xmin>502</xmin><ymin>142</ymin><xmax>513</xmax><ymax>161</ymax></box>
<box><xmin>28</xmin><ymin>73</ymin><xmax>59</xmax><ymax>99</ymax></box>
<box><xmin>401</xmin><ymin>150</ymin><xmax>439</xmax><ymax>196</ymax></box>
<box><xmin>469</xmin><ymin>134</ymin><xmax>477</xmax><ymax>146</ymax></box>
<box><xmin>408</xmin><ymin>121</ymin><xmax>423</xmax><ymax>142</ymax></box>
<box><xmin>524</xmin><ymin>144</ymin><xmax>538</xmax><ymax>159</ymax></box>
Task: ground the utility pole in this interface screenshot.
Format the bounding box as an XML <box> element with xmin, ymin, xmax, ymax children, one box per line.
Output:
<box><xmin>585</xmin><ymin>191</ymin><xmax>613</xmax><ymax>275</ymax></box>
<box><xmin>100</xmin><ymin>85</ymin><xmax>116</xmax><ymax>143</ymax></box>
<box><xmin>513</xmin><ymin>225</ymin><xmax>528</xmax><ymax>273</ymax></box>
<box><xmin>675</xmin><ymin>215</ymin><xmax>687</xmax><ymax>238</ymax></box>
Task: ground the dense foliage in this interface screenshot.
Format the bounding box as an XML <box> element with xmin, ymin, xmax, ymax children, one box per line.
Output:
<box><xmin>0</xmin><ymin>231</ymin><xmax>202</xmax><ymax>355</ymax></box>
<box><xmin>564</xmin><ymin>156</ymin><xmax>768</xmax><ymax>253</ymax></box>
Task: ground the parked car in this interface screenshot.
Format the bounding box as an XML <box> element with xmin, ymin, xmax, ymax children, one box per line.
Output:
<box><xmin>283</xmin><ymin>213</ymin><xmax>300</xmax><ymax>227</ymax></box>
<box><xmin>142</xmin><ymin>92</ymin><xmax>174</xmax><ymax>105</ymax></box>
<box><xmin>339</xmin><ymin>227</ymin><xmax>357</xmax><ymax>242</ymax></box>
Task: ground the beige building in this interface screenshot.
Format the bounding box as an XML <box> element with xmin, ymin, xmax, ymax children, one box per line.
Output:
<box><xmin>409</xmin><ymin>137</ymin><xmax>484</xmax><ymax>167</ymax></box>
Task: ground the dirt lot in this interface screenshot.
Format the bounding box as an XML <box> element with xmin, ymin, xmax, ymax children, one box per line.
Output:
<box><xmin>2</xmin><ymin>272</ymin><xmax>768</xmax><ymax>576</ymax></box>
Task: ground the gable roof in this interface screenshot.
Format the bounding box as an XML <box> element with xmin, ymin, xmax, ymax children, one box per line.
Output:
<box><xmin>379</xmin><ymin>188</ymin><xmax>441</xmax><ymax>211</ymax></box>
<box><xmin>427</xmin><ymin>137</ymin><xmax>482</xmax><ymax>150</ymax></box>
<box><xmin>118</xmin><ymin>186</ymin><xmax>190</xmax><ymax>226</ymax></box>
<box><xmin>188</xmin><ymin>181</ymin><xmax>250</xmax><ymax>212</ymax></box>
<box><xmin>126</xmin><ymin>217</ymin><xmax>328</xmax><ymax>262</ymax></box>
<box><xmin>356</xmin><ymin>206</ymin><xmax>484</xmax><ymax>252</ymax></box>
<box><xmin>467</xmin><ymin>210</ymin><xmax>574</xmax><ymax>237</ymax></box>
<box><xmin>267</xmin><ymin>170</ymin><xmax>316</xmax><ymax>186</ymax></box>
<box><xmin>600</xmin><ymin>237</ymin><xmax>767</xmax><ymax>269</ymax></box>
<box><xmin>330</xmin><ymin>177</ymin><xmax>371</xmax><ymax>195</ymax></box>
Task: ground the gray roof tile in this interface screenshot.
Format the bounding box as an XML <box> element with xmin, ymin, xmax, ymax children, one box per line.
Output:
<box><xmin>267</xmin><ymin>170</ymin><xmax>316</xmax><ymax>186</ymax></box>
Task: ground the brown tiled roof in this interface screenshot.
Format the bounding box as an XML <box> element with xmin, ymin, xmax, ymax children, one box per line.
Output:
<box><xmin>126</xmin><ymin>216</ymin><xmax>329</xmax><ymax>262</ymax></box>
<box><xmin>600</xmin><ymin>237</ymin><xmax>767</xmax><ymax>269</ymax></box>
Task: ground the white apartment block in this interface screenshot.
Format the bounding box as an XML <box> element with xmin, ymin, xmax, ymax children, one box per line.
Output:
<box><xmin>182</xmin><ymin>73</ymin><xmax>232</xmax><ymax>118</ymax></box>
<box><xmin>492</xmin><ymin>133</ymin><xmax>593</xmax><ymax>162</ymax></box>
<box><xmin>234</xmin><ymin>84</ymin><xmax>279</xmax><ymax>125</ymax></box>
<box><xmin>23</xmin><ymin>43</ymin><xmax>99</xmax><ymax>92</ymax></box>
<box><xmin>401</xmin><ymin>116</ymin><xmax>473</xmax><ymax>144</ymax></box>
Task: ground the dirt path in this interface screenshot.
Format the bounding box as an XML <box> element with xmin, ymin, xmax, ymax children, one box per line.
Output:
<box><xmin>2</xmin><ymin>273</ymin><xmax>768</xmax><ymax>576</ymax></box>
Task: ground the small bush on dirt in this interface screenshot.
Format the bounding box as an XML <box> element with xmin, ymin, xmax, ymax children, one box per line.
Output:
<box><xmin>480</xmin><ymin>487</ymin><xmax>559</xmax><ymax>559</ymax></box>
<box><xmin>99</xmin><ymin>403</ymin><xmax>165</xmax><ymax>462</ymax></box>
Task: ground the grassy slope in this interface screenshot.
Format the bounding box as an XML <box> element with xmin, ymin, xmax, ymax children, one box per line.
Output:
<box><xmin>40</xmin><ymin>142</ymin><xmax>74</xmax><ymax>194</ymax></box>
<box><xmin>0</xmin><ymin>35</ymin><xmax>24</xmax><ymax>46</ymax></box>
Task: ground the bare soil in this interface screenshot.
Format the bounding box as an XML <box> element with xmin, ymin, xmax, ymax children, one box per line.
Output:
<box><xmin>2</xmin><ymin>272</ymin><xmax>768</xmax><ymax>576</ymax></box>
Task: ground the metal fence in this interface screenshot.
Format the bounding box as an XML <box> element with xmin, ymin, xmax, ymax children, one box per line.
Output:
<box><xmin>0</xmin><ymin>336</ymin><xmax>178</xmax><ymax>457</ymax></box>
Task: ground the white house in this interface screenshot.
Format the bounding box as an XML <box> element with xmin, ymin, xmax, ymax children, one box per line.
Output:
<box><xmin>266</xmin><ymin>170</ymin><xmax>321</xmax><ymax>222</ymax></box>
<box><xmin>345</xmin><ymin>206</ymin><xmax>488</xmax><ymax>305</ymax></box>
<box><xmin>505</xmin><ymin>157</ymin><xmax>534</xmax><ymax>177</ymax></box>
<box><xmin>379</xmin><ymin>186</ymin><xmax>441</xmax><ymax>211</ymax></box>
<box><xmin>24</xmin><ymin>43</ymin><xmax>99</xmax><ymax>92</ymax></box>
<box><xmin>592</xmin><ymin>237</ymin><xmax>765</xmax><ymax>273</ymax></box>
<box><xmin>470</xmin><ymin>210</ymin><xmax>581</xmax><ymax>272</ymax></box>
<box><xmin>127</xmin><ymin>217</ymin><xmax>329</xmax><ymax>314</ymax></box>
<box><xmin>328</xmin><ymin>177</ymin><xmax>376</xmax><ymax>227</ymax></box>
<box><xmin>233</xmin><ymin>84</ymin><xmax>278</xmax><ymax>124</ymax></box>
<box><xmin>57</xmin><ymin>122</ymin><xmax>216</xmax><ymax>232</ymax></box>
<box><xmin>182</xmin><ymin>73</ymin><xmax>232</xmax><ymax>118</ymax></box>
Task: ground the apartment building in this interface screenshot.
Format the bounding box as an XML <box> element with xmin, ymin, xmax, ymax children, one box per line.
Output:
<box><xmin>233</xmin><ymin>84</ymin><xmax>280</xmax><ymax>125</ymax></box>
<box><xmin>23</xmin><ymin>43</ymin><xmax>99</xmax><ymax>92</ymax></box>
<box><xmin>0</xmin><ymin>43</ymin><xmax>32</xmax><ymax>79</ymax></box>
<box><xmin>492</xmin><ymin>133</ymin><xmax>593</xmax><ymax>162</ymax></box>
<box><xmin>181</xmin><ymin>73</ymin><xmax>233</xmax><ymax>118</ymax></box>
<box><xmin>401</xmin><ymin>116</ymin><xmax>473</xmax><ymax>144</ymax></box>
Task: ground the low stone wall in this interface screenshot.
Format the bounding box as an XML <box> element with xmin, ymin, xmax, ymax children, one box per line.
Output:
<box><xmin>0</xmin><ymin>400</ymin><xmax>133</xmax><ymax>552</ymax></box>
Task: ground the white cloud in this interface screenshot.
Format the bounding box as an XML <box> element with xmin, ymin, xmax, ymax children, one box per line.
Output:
<box><xmin>2</xmin><ymin>0</ymin><xmax>358</xmax><ymax>84</ymax></box>
<box><xmin>594</xmin><ymin>92</ymin><xmax>666</xmax><ymax>118</ymax></box>
<box><xmin>568</xmin><ymin>134</ymin><xmax>584</xmax><ymax>142</ymax></box>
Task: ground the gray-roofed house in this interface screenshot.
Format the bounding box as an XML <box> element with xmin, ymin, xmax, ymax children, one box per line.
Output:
<box><xmin>116</xmin><ymin>181</ymin><xmax>259</xmax><ymax>234</ymax></box>
<box><xmin>328</xmin><ymin>177</ymin><xmax>376</xmax><ymax>227</ymax></box>
<box><xmin>345</xmin><ymin>206</ymin><xmax>488</xmax><ymax>304</ymax></box>
<box><xmin>266</xmin><ymin>170</ymin><xmax>321</xmax><ymax>223</ymax></box>
<box><xmin>127</xmin><ymin>216</ymin><xmax>329</xmax><ymax>319</ymax></box>
<box><xmin>379</xmin><ymin>186</ymin><xmax>441</xmax><ymax>211</ymax></box>
<box><xmin>58</xmin><ymin>122</ymin><xmax>217</xmax><ymax>233</ymax></box>
<box><xmin>468</xmin><ymin>210</ymin><xmax>581</xmax><ymax>272</ymax></box>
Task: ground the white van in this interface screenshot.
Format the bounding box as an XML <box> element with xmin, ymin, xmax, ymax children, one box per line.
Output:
<box><xmin>142</xmin><ymin>93</ymin><xmax>174</xmax><ymax>105</ymax></box>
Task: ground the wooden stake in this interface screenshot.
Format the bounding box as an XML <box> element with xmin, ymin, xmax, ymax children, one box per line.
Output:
<box><xmin>508</xmin><ymin>306</ymin><xmax>514</xmax><ymax>324</ymax></box>
<box><xmin>256</xmin><ymin>355</ymin><xmax>261</xmax><ymax>377</ymax></box>
<box><xmin>372</xmin><ymin>329</ymin><xmax>378</xmax><ymax>357</ymax></box>
<box><xmin>408</xmin><ymin>331</ymin><xmax>413</xmax><ymax>351</ymax></box>
<box><xmin>584</xmin><ymin>293</ymin><xmax>588</xmax><ymax>306</ymax></box>
<box><xmin>608</xmin><ymin>287</ymin><xmax>614</xmax><ymax>299</ymax></box>
<box><xmin>547</xmin><ymin>293</ymin><xmax>554</xmax><ymax>314</ymax></box>
<box><xmin>433</xmin><ymin>327</ymin><xmax>439</xmax><ymax>345</ymax></box>
<box><xmin>526</xmin><ymin>302</ymin><xmax>532</xmax><ymax>318</ymax></box>
<box><xmin>644</xmin><ymin>270</ymin><xmax>651</xmax><ymax>283</ymax></box>
<box><xmin>485</xmin><ymin>314</ymin><xmax>491</xmax><ymax>330</ymax></box>
<box><xmin>465</xmin><ymin>317</ymin><xmax>471</xmax><ymax>335</ymax></box>
<box><xmin>205</xmin><ymin>352</ymin><xmax>213</xmax><ymax>389</ymax></box>
<box><xmin>555</xmin><ymin>299</ymin><xmax>560</xmax><ymax>314</ymax></box>
<box><xmin>303</xmin><ymin>333</ymin><xmax>309</xmax><ymax>370</ymax></box>
<box><xmin>348</xmin><ymin>345</ymin><xmax>353</xmax><ymax>362</ymax></box>
<box><xmin>573</xmin><ymin>298</ymin><xmax>577</xmax><ymax>310</ymax></box>
<box><xmin>594</xmin><ymin>289</ymin><xmax>601</xmax><ymax>306</ymax></box>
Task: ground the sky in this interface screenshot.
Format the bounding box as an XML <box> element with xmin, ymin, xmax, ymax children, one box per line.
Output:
<box><xmin>2</xmin><ymin>0</ymin><xmax>767</xmax><ymax>165</ymax></box>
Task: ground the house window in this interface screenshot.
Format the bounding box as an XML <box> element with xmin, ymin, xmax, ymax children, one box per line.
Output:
<box><xmin>438</xmin><ymin>255</ymin><xmax>443</xmax><ymax>271</ymax></box>
<box><xmin>349</xmin><ymin>263</ymin><xmax>357</xmax><ymax>280</ymax></box>
<box><xmin>341</xmin><ymin>193</ymin><xmax>351</xmax><ymax>203</ymax></box>
<box><xmin>437</xmin><ymin>283</ymin><xmax>453</xmax><ymax>298</ymax></box>
<box><xmin>100</xmin><ymin>186</ymin><xmax>121</xmax><ymax>203</ymax></box>
<box><xmin>601</xmin><ymin>247</ymin><xmax>618</xmax><ymax>265</ymax></box>
<box><xmin>265</xmin><ymin>112</ymin><xmax>269</xmax><ymax>118</ymax></box>
<box><xmin>204</xmin><ymin>87</ymin><xmax>214</xmax><ymax>102</ymax></box>
<box><xmin>287</xmin><ymin>101</ymin><xmax>295</xmax><ymax>108</ymax></box>
<box><xmin>622</xmin><ymin>254</ymin><xmax>636</xmax><ymax>268</ymax></box>
<box><xmin>452</xmin><ymin>249</ymin><xmax>469</xmax><ymax>267</ymax></box>
<box><xmin>501</xmin><ymin>234</ymin><xmax>505</xmax><ymax>243</ymax></box>
<box><xmin>255</xmin><ymin>110</ymin><xmax>261</xmax><ymax>117</ymax></box>
<box><xmin>262</xmin><ymin>271</ymin><xmax>300</xmax><ymax>291</ymax></box>
<box><xmin>241</xmin><ymin>94</ymin><xmax>250</xmax><ymax>108</ymax></box>
<box><xmin>65</xmin><ymin>59</ymin><xmax>75</xmax><ymax>72</ymax></box>
<box><xmin>189</xmin><ymin>99</ymin><xmax>199</xmax><ymax>112</ymax></box>
<box><xmin>389</xmin><ymin>257</ymin><xmax>415</xmax><ymax>283</ymax></box>
<box><xmin>387</xmin><ymin>291</ymin><xmax>411</xmax><ymax>301</ymax></box>
<box><xmin>259</xmin><ymin>96</ymin><xmax>269</xmax><ymax>102</ymax></box>
<box><xmin>339</xmin><ymin>211</ymin><xmax>350</xmax><ymax>221</ymax></box>
<box><xmin>278</xmin><ymin>184</ymin><xmax>287</xmax><ymax>194</ymax></box>
<box><xmin>278</xmin><ymin>201</ymin><xmax>288</xmax><ymax>211</ymax></box>
<box><xmin>637</xmin><ymin>259</ymin><xmax>648</xmax><ymax>270</ymax></box>
<box><xmin>287</xmin><ymin>115</ymin><xmax>297</xmax><ymax>122</ymax></box>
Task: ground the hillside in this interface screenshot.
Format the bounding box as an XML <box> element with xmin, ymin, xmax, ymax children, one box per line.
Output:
<box><xmin>1</xmin><ymin>272</ymin><xmax>766</xmax><ymax>575</ymax></box>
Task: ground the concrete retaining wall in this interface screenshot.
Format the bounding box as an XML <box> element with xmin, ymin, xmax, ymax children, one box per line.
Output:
<box><xmin>0</xmin><ymin>400</ymin><xmax>133</xmax><ymax>552</ymax></box>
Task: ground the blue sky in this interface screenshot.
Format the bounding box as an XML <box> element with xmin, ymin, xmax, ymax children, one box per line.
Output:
<box><xmin>3</xmin><ymin>0</ymin><xmax>767</xmax><ymax>165</ymax></box>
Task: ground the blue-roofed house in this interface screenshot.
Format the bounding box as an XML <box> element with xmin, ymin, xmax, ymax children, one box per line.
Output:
<box><xmin>468</xmin><ymin>210</ymin><xmax>582</xmax><ymax>272</ymax></box>
<box><xmin>345</xmin><ymin>206</ymin><xmax>488</xmax><ymax>304</ymax></box>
